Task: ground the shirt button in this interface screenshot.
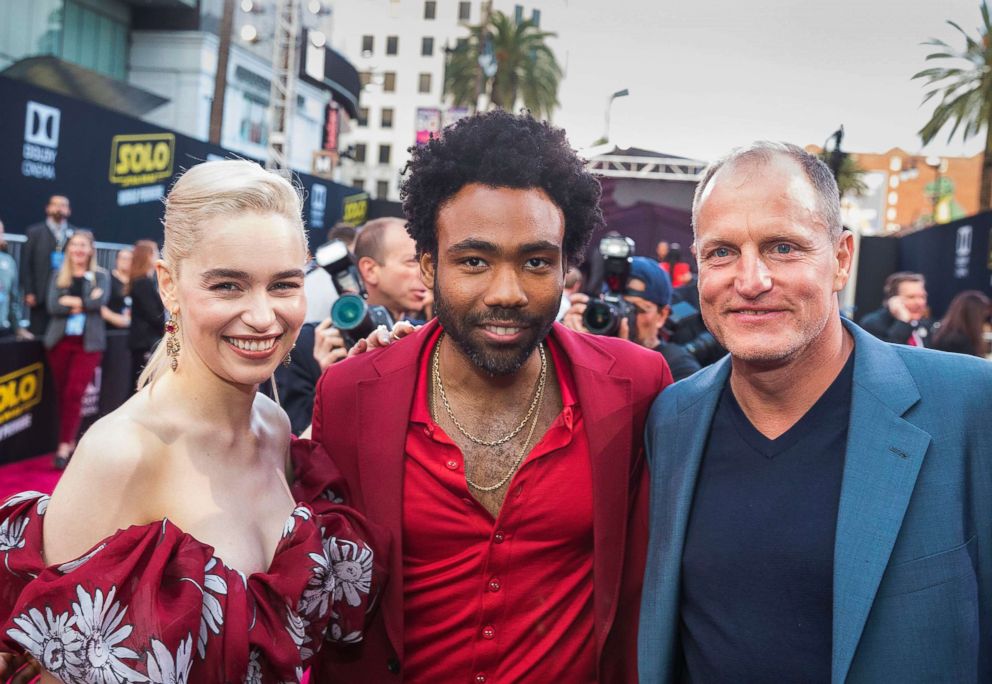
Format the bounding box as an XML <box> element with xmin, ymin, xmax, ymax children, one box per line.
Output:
<box><xmin>446</xmin><ymin>460</ymin><xmax>458</xmax><ymax>470</ymax></box>
<box><xmin>493</xmin><ymin>531</ymin><xmax>505</xmax><ymax>544</ymax></box>
<box><xmin>475</xmin><ymin>675</ymin><xmax>487</xmax><ymax>684</ymax></box>
<box><xmin>481</xmin><ymin>625</ymin><xmax>495</xmax><ymax>640</ymax></box>
<box><xmin>488</xmin><ymin>578</ymin><xmax>501</xmax><ymax>592</ymax></box>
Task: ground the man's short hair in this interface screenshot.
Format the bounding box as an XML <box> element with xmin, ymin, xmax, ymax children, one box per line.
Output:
<box><xmin>327</xmin><ymin>222</ymin><xmax>357</xmax><ymax>245</ymax></box>
<box><xmin>400</xmin><ymin>109</ymin><xmax>604</xmax><ymax>267</ymax></box>
<box><xmin>883</xmin><ymin>271</ymin><xmax>925</xmax><ymax>299</ymax></box>
<box><xmin>692</xmin><ymin>141</ymin><xmax>842</xmax><ymax>240</ymax></box>
<box><xmin>354</xmin><ymin>217</ymin><xmax>406</xmax><ymax>264</ymax></box>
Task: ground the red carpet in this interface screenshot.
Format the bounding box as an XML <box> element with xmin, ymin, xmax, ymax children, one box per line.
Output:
<box><xmin>0</xmin><ymin>454</ymin><xmax>62</xmax><ymax>501</ymax></box>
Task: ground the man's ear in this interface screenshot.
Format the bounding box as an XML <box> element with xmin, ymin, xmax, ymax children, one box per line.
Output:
<box><xmin>833</xmin><ymin>230</ymin><xmax>855</xmax><ymax>293</ymax></box>
<box><xmin>155</xmin><ymin>259</ymin><xmax>178</xmax><ymax>313</ymax></box>
<box><xmin>419</xmin><ymin>252</ymin><xmax>436</xmax><ymax>289</ymax></box>
<box><xmin>357</xmin><ymin>256</ymin><xmax>379</xmax><ymax>286</ymax></box>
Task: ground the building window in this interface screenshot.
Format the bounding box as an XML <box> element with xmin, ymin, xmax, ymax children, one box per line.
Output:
<box><xmin>361</xmin><ymin>35</ymin><xmax>374</xmax><ymax>55</ymax></box>
<box><xmin>239</xmin><ymin>92</ymin><xmax>268</xmax><ymax>145</ymax></box>
<box><xmin>352</xmin><ymin>178</ymin><xmax>365</xmax><ymax>190</ymax></box>
<box><xmin>418</xmin><ymin>73</ymin><xmax>432</xmax><ymax>94</ymax></box>
<box><xmin>383</xmin><ymin>72</ymin><xmax>396</xmax><ymax>92</ymax></box>
<box><xmin>424</xmin><ymin>1</ymin><xmax>436</xmax><ymax>19</ymax></box>
<box><xmin>386</xmin><ymin>36</ymin><xmax>399</xmax><ymax>55</ymax></box>
<box><xmin>532</xmin><ymin>9</ymin><xmax>541</xmax><ymax>26</ymax></box>
<box><xmin>377</xmin><ymin>180</ymin><xmax>390</xmax><ymax>198</ymax></box>
<box><xmin>456</xmin><ymin>37</ymin><xmax>468</xmax><ymax>51</ymax></box>
<box><xmin>353</xmin><ymin>143</ymin><xmax>367</xmax><ymax>163</ymax></box>
<box><xmin>378</xmin><ymin>144</ymin><xmax>391</xmax><ymax>165</ymax></box>
<box><xmin>458</xmin><ymin>1</ymin><xmax>471</xmax><ymax>21</ymax></box>
<box><xmin>421</xmin><ymin>36</ymin><xmax>434</xmax><ymax>56</ymax></box>
<box><xmin>381</xmin><ymin>107</ymin><xmax>394</xmax><ymax>128</ymax></box>
<box><xmin>357</xmin><ymin>107</ymin><xmax>369</xmax><ymax>127</ymax></box>
<box><xmin>514</xmin><ymin>4</ymin><xmax>524</xmax><ymax>23</ymax></box>
<box><xmin>359</xmin><ymin>71</ymin><xmax>371</xmax><ymax>86</ymax></box>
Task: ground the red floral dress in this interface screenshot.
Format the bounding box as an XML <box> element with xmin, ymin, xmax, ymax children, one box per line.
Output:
<box><xmin>0</xmin><ymin>439</ymin><xmax>385</xmax><ymax>683</ymax></box>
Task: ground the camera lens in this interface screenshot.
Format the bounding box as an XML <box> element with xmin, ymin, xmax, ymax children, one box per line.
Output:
<box><xmin>331</xmin><ymin>294</ymin><xmax>369</xmax><ymax>331</ymax></box>
<box><xmin>583</xmin><ymin>300</ymin><xmax>620</xmax><ymax>336</ymax></box>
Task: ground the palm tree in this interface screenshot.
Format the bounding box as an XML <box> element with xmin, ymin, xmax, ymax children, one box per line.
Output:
<box><xmin>444</xmin><ymin>10</ymin><xmax>563</xmax><ymax>119</ymax></box>
<box><xmin>914</xmin><ymin>2</ymin><xmax>992</xmax><ymax>209</ymax></box>
<box><xmin>817</xmin><ymin>152</ymin><xmax>868</xmax><ymax>197</ymax></box>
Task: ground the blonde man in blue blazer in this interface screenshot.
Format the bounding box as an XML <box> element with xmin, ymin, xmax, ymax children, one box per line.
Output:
<box><xmin>639</xmin><ymin>142</ymin><xmax>991</xmax><ymax>683</ymax></box>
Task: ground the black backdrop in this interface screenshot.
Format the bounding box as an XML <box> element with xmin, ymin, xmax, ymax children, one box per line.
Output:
<box><xmin>856</xmin><ymin>212</ymin><xmax>992</xmax><ymax>321</ymax></box>
<box><xmin>0</xmin><ymin>75</ymin><xmax>359</xmax><ymax>246</ymax></box>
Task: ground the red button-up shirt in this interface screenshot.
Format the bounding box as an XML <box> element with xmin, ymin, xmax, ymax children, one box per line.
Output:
<box><xmin>402</xmin><ymin>328</ymin><xmax>595</xmax><ymax>683</ymax></box>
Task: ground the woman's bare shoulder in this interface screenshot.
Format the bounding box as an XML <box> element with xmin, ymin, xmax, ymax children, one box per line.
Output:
<box><xmin>43</xmin><ymin>395</ymin><xmax>171</xmax><ymax>564</ymax></box>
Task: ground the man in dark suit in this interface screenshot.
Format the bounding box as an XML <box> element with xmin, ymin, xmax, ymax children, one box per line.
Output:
<box><xmin>19</xmin><ymin>195</ymin><xmax>75</xmax><ymax>335</ymax></box>
<box><xmin>639</xmin><ymin>142</ymin><xmax>992</xmax><ymax>683</ymax></box>
<box><xmin>859</xmin><ymin>271</ymin><xmax>933</xmax><ymax>347</ymax></box>
<box><xmin>311</xmin><ymin>110</ymin><xmax>672</xmax><ymax>683</ymax></box>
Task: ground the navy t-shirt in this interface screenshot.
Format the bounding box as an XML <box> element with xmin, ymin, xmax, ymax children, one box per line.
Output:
<box><xmin>680</xmin><ymin>353</ymin><xmax>854</xmax><ymax>683</ymax></box>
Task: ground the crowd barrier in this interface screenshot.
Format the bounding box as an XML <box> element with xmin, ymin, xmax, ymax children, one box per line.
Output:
<box><xmin>0</xmin><ymin>330</ymin><xmax>132</xmax><ymax>465</ymax></box>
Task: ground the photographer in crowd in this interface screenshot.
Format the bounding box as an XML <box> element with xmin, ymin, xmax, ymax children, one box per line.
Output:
<box><xmin>277</xmin><ymin>217</ymin><xmax>427</xmax><ymax>433</ymax></box>
<box><xmin>564</xmin><ymin>254</ymin><xmax>702</xmax><ymax>381</ymax></box>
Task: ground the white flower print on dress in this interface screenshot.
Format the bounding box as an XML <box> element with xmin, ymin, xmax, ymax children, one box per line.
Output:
<box><xmin>327</xmin><ymin>537</ymin><xmax>373</xmax><ymax>607</ymax></box>
<box><xmin>1</xmin><ymin>491</ymin><xmax>48</xmax><ymax>511</ymax></box>
<box><xmin>284</xmin><ymin>605</ymin><xmax>315</xmax><ymax>663</ymax></box>
<box><xmin>0</xmin><ymin>515</ymin><xmax>28</xmax><ymax>552</ymax></box>
<box><xmin>58</xmin><ymin>543</ymin><xmax>107</xmax><ymax>574</ymax></box>
<box><xmin>327</xmin><ymin>619</ymin><xmax>363</xmax><ymax>645</ymax></box>
<box><xmin>243</xmin><ymin>648</ymin><xmax>263</xmax><ymax>684</ymax></box>
<box><xmin>71</xmin><ymin>585</ymin><xmax>148</xmax><ymax>683</ymax></box>
<box><xmin>282</xmin><ymin>506</ymin><xmax>312</xmax><ymax>539</ymax></box>
<box><xmin>145</xmin><ymin>633</ymin><xmax>193</xmax><ymax>684</ymax></box>
<box><xmin>7</xmin><ymin>605</ymin><xmax>85</xmax><ymax>680</ymax></box>
<box><xmin>298</xmin><ymin>546</ymin><xmax>335</xmax><ymax>620</ymax></box>
<box><xmin>185</xmin><ymin>557</ymin><xmax>227</xmax><ymax>659</ymax></box>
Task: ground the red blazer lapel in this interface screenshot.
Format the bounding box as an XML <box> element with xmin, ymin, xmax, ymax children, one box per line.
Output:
<box><xmin>355</xmin><ymin>319</ymin><xmax>440</xmax><ymax>661</ymax></box>
<box><xmin>551</xmin><ymin>325</ymin><xmax>635</xmax><ymax>663</ymax></box>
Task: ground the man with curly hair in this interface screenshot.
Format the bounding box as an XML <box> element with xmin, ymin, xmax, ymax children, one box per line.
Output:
<box><xmin>311</xmin><ymin>110</ymin><xmax>672</xmax><ymax>683</ymax></box>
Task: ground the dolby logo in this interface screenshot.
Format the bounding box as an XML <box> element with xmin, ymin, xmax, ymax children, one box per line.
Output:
<box><xmin>22</xmin><ymin>100</ymin><xmax>61</xmax><ymax>180</ymax></box>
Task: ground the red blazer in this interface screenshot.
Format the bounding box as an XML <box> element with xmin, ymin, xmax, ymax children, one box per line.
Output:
<box><xmin>311</xmin><ymin>320</ymin><xmax>672</xmax><ymax>682</ymax></box>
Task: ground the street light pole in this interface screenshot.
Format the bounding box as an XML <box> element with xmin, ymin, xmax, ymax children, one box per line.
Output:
<box><xmin>209</xmin><ymin>0</ymin><xmax>236</xmax><ymax>145</ymax></box>
<box><xmin>603</xmin><ymin>88</ymin><xmax>629</xmax><ymax>145</ymax></box>
<box><xmin>266</xmin><ymin>0</ymin><xmax>301</xmax><ymax>176</ymax></box>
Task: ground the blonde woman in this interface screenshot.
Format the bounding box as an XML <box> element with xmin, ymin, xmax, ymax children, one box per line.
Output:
<box><xmin>43</xmin><ymin>230</ymin><xmax>109</xmax><ymax>469</ymax></box>
<box><xmin>0</xmin><ymin>160</ymin><xmax>383</xmax><ymax>683</ymax></box>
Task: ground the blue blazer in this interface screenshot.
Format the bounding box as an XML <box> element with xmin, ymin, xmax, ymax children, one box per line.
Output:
<box><xmin>639</xmin><ymin>320</ymin><xmax>992</xmax><ymax>683</ymax></box>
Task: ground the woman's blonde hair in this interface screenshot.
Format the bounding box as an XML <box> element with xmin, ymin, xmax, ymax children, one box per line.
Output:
<box><xmin>138</xmin><ymin>160</ymin><xmax>307</xmax><ymax>389</ymax></box>
<box><xmin>55</xmin><ymin>230</ymin><xmax>99</xmax><ymax>289</ymax></box>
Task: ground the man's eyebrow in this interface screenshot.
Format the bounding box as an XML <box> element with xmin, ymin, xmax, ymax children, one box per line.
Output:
<box><xmin>518</xmin><ymin>240</ymin><xmax>561</xmax><ymax>254</ymax></box>
<box><xmin>272</xmin><ymin>268</ymin><xmax>306</xmax><ymax>280</ymax></box>
<box><xmin>448</xmin><ymin>238</ymin><xmax>499</xmax><ymax>254</ymax></box>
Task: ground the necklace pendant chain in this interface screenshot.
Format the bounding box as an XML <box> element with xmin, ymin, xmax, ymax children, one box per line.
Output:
<box><xmin>432</xmin><ymin>333</ymin><xmax>547</xmax><ymax>447</ymax></box>
<box><xmin>430</xmin><ymin>333</ymin><xmax>549</xmax><ymax>492</ymax></box>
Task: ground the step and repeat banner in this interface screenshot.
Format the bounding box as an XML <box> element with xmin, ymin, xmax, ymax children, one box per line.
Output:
<box><xmin>0</xmin><ymin>75</ymin><xmax>360</xmax><ymax>246</ymax></box>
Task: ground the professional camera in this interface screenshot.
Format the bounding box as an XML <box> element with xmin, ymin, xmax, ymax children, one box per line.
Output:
<box><xmin>664</xmin><ymin>300</ymin><xmax>725</xmax><ymax>366</ymax></box>
<box><xmin>315</xmin><ymin>240</ymin><xmax>395</xmax><ymax>348</ymax></box>
<box><xmin>582</xmin><ymin>235</ymin><xmax>637</xmax><ymax>336</ymax></box>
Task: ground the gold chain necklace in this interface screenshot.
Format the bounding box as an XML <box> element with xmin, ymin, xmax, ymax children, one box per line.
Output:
<box><xmin>431</xmin><ymin>333</ymin><xmax>547</xmax><ymax>447</ymax></box>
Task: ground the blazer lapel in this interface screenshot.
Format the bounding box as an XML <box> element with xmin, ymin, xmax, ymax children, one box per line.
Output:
<box><xmin>831</xmin><ymin>323</ymin><xmax>932</xmax><ymax>683</ymax></box>
<box><xmin>355</xmin><ymin>322</ymin><xmax>438</xmax><ymax>661</ymax></box>
<box><xmin>641</xmin><ymin>357</ymin><xmax>729</xmax><ymax>679</ymax></box>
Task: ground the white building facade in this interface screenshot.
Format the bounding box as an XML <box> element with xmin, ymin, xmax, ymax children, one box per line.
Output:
<box><xmin>328</xmin><ymin>0</ymin><xmax>565</xmax><ymax>201</ymax></box>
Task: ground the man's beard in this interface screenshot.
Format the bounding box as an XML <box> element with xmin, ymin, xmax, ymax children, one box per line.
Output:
<box><xmin>433</xmin><ymin>279</ymin><xmax>558</xmax><ymax>376</ymax></box>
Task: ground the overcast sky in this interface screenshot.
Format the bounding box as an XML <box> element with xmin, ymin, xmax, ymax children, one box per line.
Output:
<box><xmin>549</xmin><ymin>0</ymin><xmax>985</xmax><ymax>161</ymax></box>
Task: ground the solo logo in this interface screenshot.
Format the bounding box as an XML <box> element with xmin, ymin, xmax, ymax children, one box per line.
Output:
<box><xmin>0</xmin><ymin>363</ymin><xmax>43</xmax><ymax>426</ymax></box>
<box><xmin>22</xmin><ymin>101</ymin><xmax>61</xmax><ymax>180</ymax></box>
<box><xmin>342</xmin><ymin>193</ymin><xmax>368</xmax><ymax>226</ymax></box>
<box><xmin>109</xmin><ymin>133</ymin><xmax>175</xmax><ymax>187</ymax></box>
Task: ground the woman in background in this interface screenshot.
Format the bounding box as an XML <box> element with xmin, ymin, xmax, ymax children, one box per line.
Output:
<box><xmin>931</xmin><ymin>290</ymin><xmax>991</xmax><ymax>357</ymax></box>
<box><xmin>44</xmin><ymin>230</ymin><xmax>109</xmax><ymax>469</ymax></box>
<box><xmin>102</xmin><ymin>247</ymin><xmax>132</xmax><ymax>329</ymax></box>
<box><xmin>127</xmin><ymin>239</ymin><xmax>165</xmax><ymax>388</ymax></box>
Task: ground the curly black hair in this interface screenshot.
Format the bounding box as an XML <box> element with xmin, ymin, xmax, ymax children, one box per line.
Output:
<box><xmin>400</xmin><ymin>109</ymin><xmax>603</xmax><ymax>267</ymax></box>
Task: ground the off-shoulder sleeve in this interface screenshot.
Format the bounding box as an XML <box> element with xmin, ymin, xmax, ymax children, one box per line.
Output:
<box><xmin>0</xmin><ymin>488</ymin><xmax>385</xmax><ymax>683</ymax></box>
<box><xmin>287</xmin><ymin>438</ymin><xmax>390</xmax><ymax>650</ymax></box>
